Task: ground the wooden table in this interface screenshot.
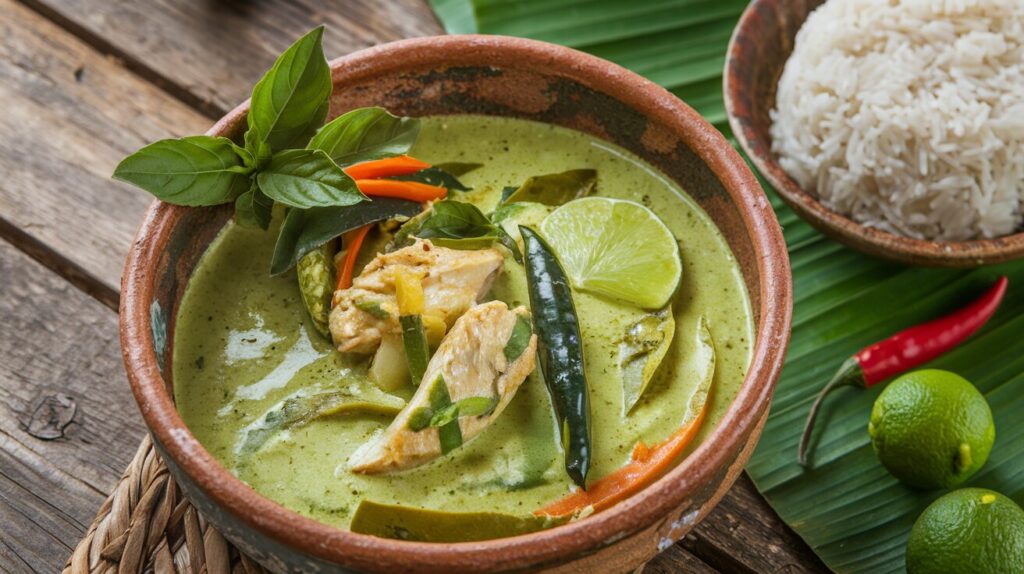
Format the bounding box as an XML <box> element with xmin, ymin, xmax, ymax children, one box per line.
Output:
<box><xmin>0</xmin><ymin>1</ymin><xmax>827</xmax><ymax>571</ymax></box>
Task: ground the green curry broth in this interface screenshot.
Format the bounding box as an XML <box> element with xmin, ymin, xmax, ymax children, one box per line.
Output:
<box><xmin>173</xmin><ymin>115</ymin><xmax>754</xmax><ymax>529</ymax></box>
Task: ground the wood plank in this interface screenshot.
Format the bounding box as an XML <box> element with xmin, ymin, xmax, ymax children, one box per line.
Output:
<box><xmin>0</xmin><ymin>238</ymin><xmax>146</xmax><ymax>573</ymax></box>
<box><xmin>0</xmin><ymin>0</ymin><xmax>210</xmax><ymax>300</ymax></box>
<box><xmin>644</xmin><ymin>546</ymin><xmax>719</xmax><ymax>574</ymax></box>
<box><xmin>680</xmin><ymin>474</ymin><xmax>828</xmax><ymax>573</ymax></box>
<box><xmin>20</xmin><ymin>0</ymin><xmax>445</xmax><ymax>118</ymax></box>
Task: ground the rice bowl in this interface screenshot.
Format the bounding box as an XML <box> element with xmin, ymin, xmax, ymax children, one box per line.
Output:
<box><xmin>770</xmin><ymin>0</ymin><xmax>1024</xmax><ymax>242</ymax></box>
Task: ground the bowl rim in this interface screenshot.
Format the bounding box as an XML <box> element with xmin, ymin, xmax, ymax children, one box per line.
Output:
<box><xmin>121</xmin><ymin>34</ymin><xmax>793</xmax><ymax>572</ymax></box>
<box><xmin>724</xmin><ymin>0</ymin><xmax>1024</xmax><ymax>268</ymax></box>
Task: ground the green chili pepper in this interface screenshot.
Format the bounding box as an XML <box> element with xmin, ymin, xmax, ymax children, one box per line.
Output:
<box><xmin>519</xmin><ymin>225</ymin><xmax>592</xmax><ymax>489</ymax></box>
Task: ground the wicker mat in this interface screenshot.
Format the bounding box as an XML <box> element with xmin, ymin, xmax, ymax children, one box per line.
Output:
<box><xmin>64</xmin><ymin>435</ymin><xmax>267</xmax><ymax>574</ymax></box>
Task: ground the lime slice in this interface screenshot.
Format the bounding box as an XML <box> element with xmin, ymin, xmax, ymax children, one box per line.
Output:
<box><xmin>539</xmin><ymin>197</ymin><xmax>682</xmax><ymax>309</ymax></box>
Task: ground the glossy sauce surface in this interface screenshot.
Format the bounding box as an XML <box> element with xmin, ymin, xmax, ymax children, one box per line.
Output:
<box><xmin>173</xmin><ymin>116</ymin><xmax>754</xmax><ymax>528</ymax></box>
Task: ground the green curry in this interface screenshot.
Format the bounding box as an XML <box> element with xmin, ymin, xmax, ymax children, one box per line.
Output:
<box><xmin>172</xmin><ymin>115</ymin><xmax>753</xmax><ymax>531</ymax></box>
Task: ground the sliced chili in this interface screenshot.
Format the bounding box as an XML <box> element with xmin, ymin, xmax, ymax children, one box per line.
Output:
<box><xmin>335</xmin><ymin>225</ymin><xmax>371</xmax><ymax>292</ymax></box>
<box><xmin>343</xmin><ymin>155</ymin><xmax>431</xmax><ymax>180</ymax></box>
<box><xmin>355</xmin><ymin>179</ymin><xmax>448</xmax><ymax>202</ymax></box>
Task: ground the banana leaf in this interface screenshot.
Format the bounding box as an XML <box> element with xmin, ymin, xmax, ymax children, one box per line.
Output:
<box><xmin>430</xmin><ymin>2</ymin><xmax>1024</xmax><ymax>572</ymax></box>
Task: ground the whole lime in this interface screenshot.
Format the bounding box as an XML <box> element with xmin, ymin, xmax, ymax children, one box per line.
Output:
<box><xmin>907</xmin><ymin>488</ymin><xmax>1024</xmax><ymax>574</ymax></box>
<box><xmin>868</xmin><ymin>369</ymin><xmax>994</xmax><ymax>489</ymax></box>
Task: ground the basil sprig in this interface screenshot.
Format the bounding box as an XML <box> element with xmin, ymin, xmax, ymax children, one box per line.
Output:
<box><xmin>112</xmin><ymin>26</ymin><xmax>423</xmax><ymax>273</ymax></box>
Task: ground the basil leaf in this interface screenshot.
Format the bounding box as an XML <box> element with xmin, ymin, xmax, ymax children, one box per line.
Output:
<box><xmin>234</xmin><ymin>143</ymin><xmax>258</xmax><ymax>170</ymax></box>
<box><xmin>244</xmin><ymin>129</ymin><xmax>273</xmax><ymax>167</ymax></box>
<box><xmin>257</xmin><ymin>149</ymin><xmax>365</xmax><ymax>209</ymax></box>
<box><xmin>234</xmin><ymin>186</ymin><xmax>274</xmax><ymax>230</ymax></box>
<box><xmin>246</xmin><ymin>26</ymin><xmax>331</xmax><ymax>153</ymax></box>
<box><xmin>501</xmin><ymin>169</ymin><xmax>597</xmax><ymax>206</ymax></box>
<box><xmin>390</xmin><ymin>167</ymin><xmax>473</xmax><ymax>191</ymax></box>
<box><xmin>433</xmin><ymin>162</ymin><xmax>484</xmax><ymax>178</ymax></box>
<box><xmin>503</xmin><ymin>316</ymin><xmax>533</xmax><ymax>363</ymax></box>
<box><xmin>411</xmin><ymin>200</ymin><xmax>496</xmax><ymax>240</ymax></box>
<box><xmin>395</xmin><ymin>200</ymin><xmax>523</xmax><ymax>262</ymax></box>
<box><xmin>113</xmin><ymin>136</ymin><xmax>251</xmax><ymax>206</ymax></box>
<box><xmin>309</xmin><ymin>107</ymin><xmax>420</xmax><ymax>166</ymax></box>
<box><xmin>270</xmin><ymin>196</ymin><xmax>420</xmax><ymax>275</ymax></box>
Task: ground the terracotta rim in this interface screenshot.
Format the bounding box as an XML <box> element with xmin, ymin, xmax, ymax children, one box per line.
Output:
<box><xmin>725</xmin><ymin>0</ymin><xmax>1024</xmax><ymax>268</ymax></box>
<box><xmin>121</xmin><ymin>35</ymin><xmax>793</xmax><ymax>572</ymax></box>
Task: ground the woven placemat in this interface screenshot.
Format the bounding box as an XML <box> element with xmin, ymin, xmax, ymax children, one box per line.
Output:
<box><xmin>64</xmin><ymin>435</ymin><xmax>267</xmax><ymax>574</ymax></box>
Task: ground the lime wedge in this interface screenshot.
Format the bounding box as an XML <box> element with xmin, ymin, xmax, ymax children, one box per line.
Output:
<box><xmin>539</xmin><ymin>197</ymin><xmax>682</xmax><ymax>309</ymax></box>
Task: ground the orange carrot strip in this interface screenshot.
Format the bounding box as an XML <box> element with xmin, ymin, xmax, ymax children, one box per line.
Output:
<box><xmin>336</xmin><ymin>225</ymin><xmax>371</xmax><ymax>292</ymax></box>
<box><xmin>535</xmin><ymin>406</ymin><xmax>708</xmax><ymax>518</ymax></box>
<box><xmin>343</xmin><ymin>155</ymin><xmax>431</xmax><ymax>180</ymax></box>
<box><xmin>356</xmin><ymin>179</ymin><xmax>448</xmax><ymax>202</ymax></box>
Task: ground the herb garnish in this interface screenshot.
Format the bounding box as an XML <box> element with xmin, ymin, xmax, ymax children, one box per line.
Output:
<box><xmin>113</xmin><ymin>27</ymin><xmax>424</xmax><ymax>274</ymax></box>
<box><xmin>394</xmin><ymin>200</ymin><xmax>523</xmax><ymax>263</ymax></box>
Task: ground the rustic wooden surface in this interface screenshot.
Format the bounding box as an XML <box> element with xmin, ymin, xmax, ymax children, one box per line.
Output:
<box><xmin>0</xmin><ymin>0</ymin><xmax>827</xmax><ymax>572</ymax></box>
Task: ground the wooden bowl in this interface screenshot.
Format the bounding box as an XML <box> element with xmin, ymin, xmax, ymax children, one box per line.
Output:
<box><xmin>120</xmin><ymin>35</ymin><xmax>792</xmax><ymax>573</ymax></box>
<box><xmin>725</xmin><ymin>0</ymin><xmax>1024</xmax><ymax>267</ymax></box>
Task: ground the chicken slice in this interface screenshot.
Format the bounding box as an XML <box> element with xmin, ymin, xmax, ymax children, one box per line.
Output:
<box><xmin>349</xmin><ymin>301</ymin><xmax>537</xmax><ymax>473</ymax></box>
<box><xmin>329</xmin><ymin>239</ymin><xmax>504</xmax><ymax>354</ymax></box>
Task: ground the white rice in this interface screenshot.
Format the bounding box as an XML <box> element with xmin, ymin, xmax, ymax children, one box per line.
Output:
<box><xmin>770</xmin><ymin>0</ymin><xmax>1024</xmax><ymax>241</ymax></box>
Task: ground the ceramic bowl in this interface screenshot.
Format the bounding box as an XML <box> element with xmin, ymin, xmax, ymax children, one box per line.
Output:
<box><xmin>121</xmin><ymin>35</ymin><xmax>792</xmax><ymax>573</ymax></box>
<box><xmin>725</xmin><ymin>0</ymin><xmax>1024</xmax><ymax>267</ymax></box>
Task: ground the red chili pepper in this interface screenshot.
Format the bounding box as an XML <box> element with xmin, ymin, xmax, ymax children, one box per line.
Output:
<box><xmin>798</xmin><ymin>276</ymin><xmax>1008</xmax><ymax>467</ymax></box>
<box><xmin>335</xmin><ymin>225</ymin><xmax>371</xmax><ymax>293</ymax></box>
